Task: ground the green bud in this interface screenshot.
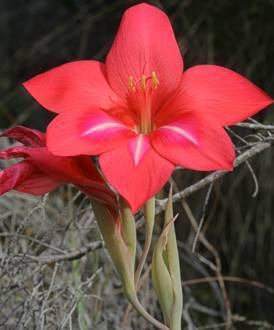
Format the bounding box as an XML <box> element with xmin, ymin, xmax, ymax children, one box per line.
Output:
<box><xmin>164</xmin><ymin>188</ymin><xmax>183</xmax><ymax>330</ymax></box>
<box><xmin>152</xmin><ymin>218</ymin><xmax>174</xmax><ymax>325</ymax></box>
<box><xmin>120</xmin><ymin>197</ymin><xmax>136</xmax><ymax>269</ymax></box>
<box><xmin>152</xmin><ymin>188</ymin><xmax>183</xmax><ymax>330</ymax></box>
<box><xmin>91</xmin><ymin>200</ymin><xmax>135</xmax><ymax>296</ymax></box>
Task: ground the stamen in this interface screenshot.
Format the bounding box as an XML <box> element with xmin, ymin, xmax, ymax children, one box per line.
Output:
<box><xmin>127</xmin><ymin>72</ymin><xmax>159</xmax><ymax>93</ymax></box>
<box><xmin>140</xmin><ymin>75</ymin><xmax>147</xmax><ymax>92</ymax></box>
<box><xmin>152</xmin><ymin>71</ymin><xmax>159</xmax><ymax>89</ymax></box>
<box><xmin>128</xmin><ymin>75</ymin><xmax>136</xmax><ymax>91</ymax></box>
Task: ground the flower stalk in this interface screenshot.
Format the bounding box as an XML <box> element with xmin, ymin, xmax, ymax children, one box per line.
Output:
<box><xmin>135</xmin><ymin>197</ymin><xmax>155</xmax><ymax>286</ymax></box>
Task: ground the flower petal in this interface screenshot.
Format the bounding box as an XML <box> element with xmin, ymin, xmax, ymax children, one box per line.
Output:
<box><xmin>1</xmin><ymin>126</ymin><xmax>45</xmax><ymax>147</ymax></box>
<box><xmin>151</xmin><ymin>114</ymin><xmax>235</xmax><ymax>171</ymax></box>
<box><xmin>106</xmin><ymin>3</ymin><xmax>183</xmax><ymax>108</ymax></box>
<box><xmin>47</xmin><ymin>109</ymin><xmax>135</xmax><ymax>156</ymax></box>
<box><xmin>99</xmin><ymin>138</ymin><xmax>174</xmax><ymax>213</ymax></box>
<box><xmin>23</xmin><ymin>147</ymin><xmax>116</xmax><ymax>206</ymax></box>
<box><xmin>158</xmin><ymin>65</ymin><xmax>273</xmax><ymax>126</ymax></box>
<box><xmin>0</xmin><ymin>144</ymin><xmax>117</xmax><ymax>207</ymax></box>
<box><xmin>0</xmin><ymin>146</ymin><xmax>31</xmax><ymax>160</ymax></box>
<box><xmin>0</xmin><ymin>161</ymin><xmax>61</xmax><ymax>195</ymax></box>
<box><xmin>16</xmin><ymin>172</ymin><xmax>62</xmax><ymax>195</ymax></box>
<box><xmin>23</xmin><ymin>61</ymin><xmax>117</xmax><ymax>113</ymax></box>
<box><xmin>0</xmin><ymin>125</ymin><xmax>117</xmax><ymax>206</ymax></box>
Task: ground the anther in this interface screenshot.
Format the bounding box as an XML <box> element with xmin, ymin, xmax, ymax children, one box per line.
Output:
<box><xmin>128</xmin><ymin>75</ymin><xmax>136</xmax><ymax>91</ymax></box>
<box><xmin>140</xmin><ymin>75</ymin><xmax>147</xmax><ymax>92</ymax></box>
<box><xmin>152</xmin><ymin>71</ymin><xmax>159</xmax><ymax>89</ymax></box>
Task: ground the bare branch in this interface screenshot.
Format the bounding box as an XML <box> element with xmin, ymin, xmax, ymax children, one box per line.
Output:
<box><xmin>182</xmin><ymin>276</ymin><xmax>274</xmax><ymax>295</ymax></box>
<box><xmin>234</xmin><ymin>122</ymin><xmax>274</xmax><ymax>130</ymax></box>
<box><xmin>0</xmin><ymin>233</ymin><xmax>64</xmax><ymax>253</ymax></box>
<box><xmin>1</xmin><ymin>241</ymin><xmax>103</xmax><ymax>265</ymax></box>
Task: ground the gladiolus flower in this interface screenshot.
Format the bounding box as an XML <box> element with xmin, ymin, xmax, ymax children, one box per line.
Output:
<box><xmin>0</xmin><ymin>126</ymin><xmax>116</xmax><ymax>209</ymax></box>
<box><xmin>23</xmin><ymin>3</ymin><xmax>273</xmax><ymax>212</ymax></box>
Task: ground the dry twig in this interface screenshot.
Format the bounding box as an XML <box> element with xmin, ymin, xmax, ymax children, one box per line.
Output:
<box><xmin>1</xmin><ymin>241</ymin><xmax>103</xmax><ymax>265</ymax></box>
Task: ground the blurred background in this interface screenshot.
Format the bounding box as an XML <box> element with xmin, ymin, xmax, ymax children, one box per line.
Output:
<box><xmin>1</xmin><ymin>0</ymin><xmax>274</xmax><ymax>329</ymax></box>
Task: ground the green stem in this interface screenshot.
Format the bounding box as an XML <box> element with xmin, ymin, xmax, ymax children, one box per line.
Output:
<box><xmin>135</xmin><ymin>197</ymin><xmax>155</xmax><ymax>286</ymax></box>
<box><xmin>127</xmin><ymin>292</ymin><xmax>169</xmax><ymax>330</ymax></box>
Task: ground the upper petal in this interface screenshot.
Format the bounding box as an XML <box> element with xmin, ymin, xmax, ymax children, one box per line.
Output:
<box><xmin>99</xmin><ymin>137</ymin><xmax>174</xmax><ymax>213</ymax></box>
<box><xmin>106</xmin><ymin>3</ymin><xmax>183</xmax><ymax>109</ymax></box>
<box><xmin>151</xmin><ymin>113</ymin><xmax>235</xmax><ymax>171</ymax></box>
<box><xmin>46</xmin><ymin>108</ymin><xmax>135</xmax><ymax>156</ymax></box>
<box><xmin>23</xmin><ymin>61</ymin><xmax>117</xmax><ymax>113</ymax></box>
<box><xmin>158</xmin><ymin>65</ymin><xmax>273</xmax><ymax>126</ymax></box>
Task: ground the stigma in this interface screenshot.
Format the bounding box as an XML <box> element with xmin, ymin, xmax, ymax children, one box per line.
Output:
<box><xmin>128</xmin><ymin>71</ymin><xmax>159</xmax><ymax>92</ymax></box>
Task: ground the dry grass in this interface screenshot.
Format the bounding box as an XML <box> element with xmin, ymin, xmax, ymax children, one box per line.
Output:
<box><xmin>0</xmin><ymin>189</ymin><xmax>157</xmax><ymax>329</ymax></box>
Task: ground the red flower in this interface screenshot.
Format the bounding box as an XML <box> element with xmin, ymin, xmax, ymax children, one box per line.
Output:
<box><xmin>23</xmin><ymin>3</ymin><xmax>273</xmax><ymax>212</ymax></box>
<box><xmin>0</xmin><ymin>126</ymin><xmax>116</xmax><ymax>209</ymax></box>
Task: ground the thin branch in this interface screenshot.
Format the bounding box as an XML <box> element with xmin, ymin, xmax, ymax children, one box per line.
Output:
<box><xmin>244</xmin><ymin>160</ymin><xmax>259</xmax><ymax>197</ymax></box>
<box><xmin>1</xmin><ymin>241</ymin><xmax>103</xmax><ymax>265</ymax></box>
<box><xmin>0</xmin><ymin>233</ymin><xmax>64</xmax><ymax>253</ymax></box>
<box><xmin>179</xmin><ymin>198</ymin><xmax>232</xmax><ymax>324</ymax></box>
<box><xmin>182</xmin><ymin>276</ymin><xmax>274</xmax><ymax>295</ymax></box>
<box><xmin>234</xmin><ymin>122</ymin><xmax>274</xmax><ymax>130</ymax></box>
<box><xmin>192</xmin><ymin>183</ymin><xmax>213</xmax><ymax>253</ymax></box>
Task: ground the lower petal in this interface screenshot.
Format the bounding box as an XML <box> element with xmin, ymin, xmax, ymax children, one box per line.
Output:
<box><xmin>151</xmin><ymin>115</ymin><xmax>235</xmax><ymax>171</ymax></box>
<box><xmin>47</xmin><ymin>109</ymin><xmax>135</xmax><ymax>156</ymax></box>
<box><xmin>99</xmin><ymin>139</ymin><xmax>174</xmax><ymax>213</ymax></box>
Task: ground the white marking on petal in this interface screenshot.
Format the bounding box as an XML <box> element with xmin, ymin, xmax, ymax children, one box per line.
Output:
<box><xmin>134</xmin><ymin>134</ymin><xmax>144</xmax><ymax>166</ymax></box>
<box><xmin>128</xmin><ymin>134</ymin><xmax>150</xmax><ymax>166</ymax></box>
<box><xmin>81</xmin><ymin>122</ymin><xmax>125</xmax><ymax>137</ymax></box>
<box><xmin>161</xmin><ymin>125</ymin><xmax>199</xmax><ymax>146</ymax></box>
